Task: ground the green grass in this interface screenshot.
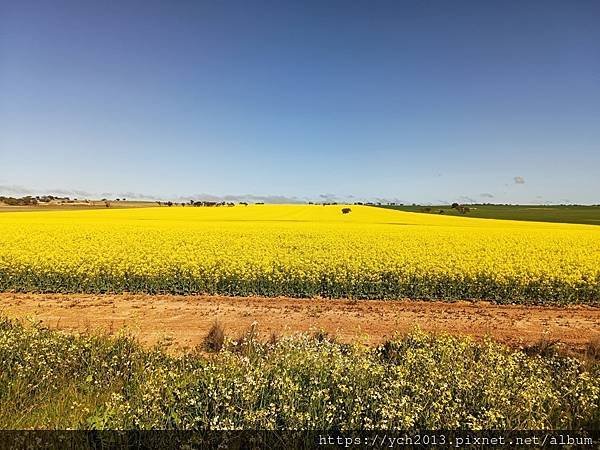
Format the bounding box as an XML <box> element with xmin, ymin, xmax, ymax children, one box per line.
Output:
<box><xmin>376</xmin><ymin>204</ymin><xmax>600</xmax><ymax>226</ymax></box>
<box><xmin>1</xmin><ymin>317</ymin><xmax>598</xmax><ymax>430</ymax></box>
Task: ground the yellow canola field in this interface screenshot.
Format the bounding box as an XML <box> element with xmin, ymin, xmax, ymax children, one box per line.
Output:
<box><xmin>0</xmin><ymin>205</ymin><xmax>599</xmax><ymax>304</ymax></box>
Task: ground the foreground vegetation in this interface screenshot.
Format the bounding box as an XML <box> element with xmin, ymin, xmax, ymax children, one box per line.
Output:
<box><xmin>0</xmin><ymin>317</ymin><xmax>598</xmax><ymax>430</ymax></box>
<box><xmin>378</xmin><ymin>204</ymin><xmax>600</xmax><ymax>226</ymax></box>
<box><xmin>0</xmin><ymin>206</ymin><xmax>599</xmax><ymax>305</ymax></box>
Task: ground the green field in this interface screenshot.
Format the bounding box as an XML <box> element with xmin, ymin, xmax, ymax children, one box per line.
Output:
<box><xmin>377</xmin><ymin>204</ymin><xmax>600</xmax><ymax>226</ymax></box>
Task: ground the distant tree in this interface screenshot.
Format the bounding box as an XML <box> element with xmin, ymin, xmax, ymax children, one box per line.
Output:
<box><xmin>451</xmin><ymin>203</ymin><xmax>459</xmax><ymax>209</ymax></box>
<box><xmin>0</xmin><ymin>196</ymin><xmax>37</xmax><ymax>206</ymax></box>
<box><xmin>342</xmin><ymin>208</ymin><xmax>352</xmax><ymax>214</ymax></box>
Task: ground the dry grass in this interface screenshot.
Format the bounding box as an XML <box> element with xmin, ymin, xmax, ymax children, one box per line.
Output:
<box><xmin>203</xmin><ymin>320</ymin><xmax>225</xmax><ymax>352</ymax></box>
<box><xmin>585</xmin><ymin>337</ymin><xmax>600</xmax><ymax>361</ymax></box>
<box><xmin>522</xmin><ymin>337</ymin><xmax>561</xmax><ymax>357</ymax></box>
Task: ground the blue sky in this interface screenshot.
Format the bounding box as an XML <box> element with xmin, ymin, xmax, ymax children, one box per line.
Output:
<box><xmin>1</xmin><ymin>0</ymin><xmax>599</xmax><ymax>204</ymax></box>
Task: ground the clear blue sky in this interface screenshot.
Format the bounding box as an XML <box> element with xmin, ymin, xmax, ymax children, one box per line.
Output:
<box><xmin>1</xmin><ymin>0</ymin><xmax>599</xmax><ymax>204</ymax></box>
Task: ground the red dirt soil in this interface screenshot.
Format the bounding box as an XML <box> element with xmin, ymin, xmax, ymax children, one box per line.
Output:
<box><xmin>1</xmin><ymin>293</ymin><xmax>598</xmax><ymax>351</ymax></box>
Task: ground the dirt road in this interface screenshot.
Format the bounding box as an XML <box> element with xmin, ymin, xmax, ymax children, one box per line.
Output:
<box><xmin>1</xmin><ymin>293</ymin><xmax>598</xmax><ymax>351</ymax></box>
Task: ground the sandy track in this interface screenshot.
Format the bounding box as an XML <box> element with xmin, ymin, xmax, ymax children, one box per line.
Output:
<box><xmin>1</xmin><ymin>293</ymin><xmax>598</xmax><ymax>351</ymax></box>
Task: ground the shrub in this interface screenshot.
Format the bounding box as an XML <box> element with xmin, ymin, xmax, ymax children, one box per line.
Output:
<box><xmin>203</xmin><ymin>321</ymin><xmax>225</xmax><ymax>352</ymax></box>
<box><xmin>0</xmin><ymin>318</ymin><xmax>598</xmax><ymax>430</ymax></box>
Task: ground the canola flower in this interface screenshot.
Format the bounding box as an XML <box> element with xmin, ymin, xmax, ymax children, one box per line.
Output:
<box><xmin>0</xmin><ymin>205</ymin><xmax>599</xmax><ymax>304</ymax></box>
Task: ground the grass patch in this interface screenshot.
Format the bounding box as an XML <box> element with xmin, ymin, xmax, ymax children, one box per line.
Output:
<box><xmin>0</xmin><ymin>317</ymin><xmax>598</xmax><ymax>430</ymax></box>
<box><xmin>377</xmin><ymin>204</ymin><xmax>600</xmax><ymax>226</ymax></box>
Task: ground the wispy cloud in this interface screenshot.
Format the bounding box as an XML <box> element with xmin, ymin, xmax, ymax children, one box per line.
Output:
<box><xmin>175</xmin><ymin>193</ymin><xmax>306</xmax><ymax>204</ymax></box>
<box><xmin>319</xmin><ymin>193</ymin><xmax>338</xmax><ymax>201</ymax></box>
<box><xmin>372</xmin><ymin>197</ymin><xmax>406</xmax><ymax>204</ymax></box>
<box><xmin>480</xmin><ymin>193</ymin><xmax>494</xmax><ymax>198</ymax></box>
<box><xmin>0</xmin><ymin>185</ymin><xmax>161</xmax><ymax>200</ymax></box>
<box><xmin>0</xmin><ymin>184</ymin><xmax>35</xmax><ymax>195</ymax></box>
<box><xmin>51</xmin><ymin>188</ymin><xmax>96</xmax><ymax>198</ymax></box>
<box><xmin>514</xmin><ymin>176</ymin><xmax>525</xmax><ymax>184</ymax></box>
<box><xmin>178</xmin><ymin>193</ymin><xmax>406</xmax><ymax>205</ymax></box>
<box><xmin>1</xmin><ymin>185</ymin><xmax>408</xmax><ymax>205</ymax></box>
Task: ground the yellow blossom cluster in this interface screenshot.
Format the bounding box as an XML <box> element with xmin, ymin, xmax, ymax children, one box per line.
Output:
<box><xmin>0</xmin><ymin>205</ymin><xmax>598</xmax><ymax>303</ymax></box>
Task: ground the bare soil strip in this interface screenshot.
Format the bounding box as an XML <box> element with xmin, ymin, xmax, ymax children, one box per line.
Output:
<box><xmin>1</xmin><ymin>293</ymin><xmax>598</xmax><ymax>351</ymax></box>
